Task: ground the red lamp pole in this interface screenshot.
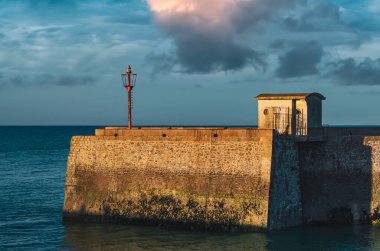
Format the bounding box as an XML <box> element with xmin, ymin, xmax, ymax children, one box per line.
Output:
<box><xmin>127</xmin><ymin>65</ymin><xmax>133</xmax><ymax>129</ymax></box>
<box><xmin>121</xmin><ymin>65</ymin><xmax>137</xmax><ymax>130</ymax></box>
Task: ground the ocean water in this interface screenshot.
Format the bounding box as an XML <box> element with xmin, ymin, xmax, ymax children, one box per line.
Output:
<box><xmin>1</xmin><ymin>126</ymin><xmax>380</xmax><ymax>251</ymax></box>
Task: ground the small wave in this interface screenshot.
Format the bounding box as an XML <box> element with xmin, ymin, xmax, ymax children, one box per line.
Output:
<box><xmin>0</xmin><ymin>217</ymin><xmax>51</xmax><ymax>227</ymax></box>
<box><xmin>0</xmin><ymin>148</ymin><xmax>69</xmax><ymax>155</ymax></box>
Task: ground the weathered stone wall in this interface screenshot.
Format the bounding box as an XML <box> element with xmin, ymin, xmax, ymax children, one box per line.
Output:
<box><xmin>299</xmin><ymin>131</ymin><xmax>380</xmax><ymax>224</ymax></box>
<box><xmin>63</xmin><ymin>128</ymin><xmax>276</xmax><ymax>231</ymax></box>
<box><xmin>63</xmin><ymin>126</ymin><xmax>380</xmax><ymax>230</ymax></box>
<box><xmin>268</xmin><ymin>136</ymin><xmax>302</xmax><ymax>230</ymax></box>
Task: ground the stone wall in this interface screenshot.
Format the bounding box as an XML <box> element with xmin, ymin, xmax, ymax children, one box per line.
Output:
<box><xmin>63</xmin><ymin>126</ymin><xmax>380</xmax><ymax>231</ymax></box>
<box><xmin>268</xmin><ymin>136</ymin><xmax>302</xmax><ymax>230</ymax></box>
<box><xmin>63</xmin><ymin>128</ymin><xmax>276</xmax><ymax>231</ymax></box>
<box><xmin>299</xmin><ymin>132</ymin><xmax>380</xmax><ymax>224</ymax></box>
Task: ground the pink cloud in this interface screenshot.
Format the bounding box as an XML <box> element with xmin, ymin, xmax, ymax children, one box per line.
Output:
<box><xmin>147</xmin><ymin>0</ymin><xmax>236</xmax><ymax>31</ymax></box>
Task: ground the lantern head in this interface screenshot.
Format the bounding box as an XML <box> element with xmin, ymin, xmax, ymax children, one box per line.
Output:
<box><xmin>121</xmin><ymin>65</ymin><xmax>137</xmax><ymax>88</ymax></box>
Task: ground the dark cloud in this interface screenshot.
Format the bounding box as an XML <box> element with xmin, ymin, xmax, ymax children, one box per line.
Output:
<box><xmin>304</xmin><ymin>2</ymin><xmax>340</xmax><ymax>21</ymax></box>
<box><xmin>147</xmin><ymin>0</ymin><xmax>295</xmax><ymax>73</ymax></box>
<box><xmin>232</xmin><ymin>0</ymin><xmax>297</xmax><ymax>32</ymax></box>
<box><xmin>56</xmin><ymin>75</ymin><xmax>94</xmax><ymax>86</ymax></box>
<box><xmin>270</xmin><ymin>39</ymin><xmax>287</xmax><ymax>49</ymax></box>
<box><xmin>145</xmin><ymin>52</ymin><xmax>177</xmax><ymax>77</ymax></box>
<box><xmin>175</xmin><ymin>38</ymin><xmax>265</xmax><ymax>73</ymax></box>
<box><xmin>276</xmin><ymin>41</ymin><xmax>324</xmax><ymax>79</ymax></box>
<box><xmin>283</xmin><ymin>2</ymin><xmax>342</xmax><ymax>32</ymax></box>
<box><xmin>10</xmin><ymin>75</ymin><xmax>29</xmax><ymax>87</ymax></box>
<box><xmin>25</xmin><ymin>0</ymin><xmax>78</xmax><ymax>9</ymax></box>
<box><xmin>0</xmin><ymin>72</ymin><xmax>95</xmax><ymax>87</ymax></box>
<box><xmin>327</xmin><ymin>58</ymin><xmax>380</xmax><ymax>86</ymax></box>
<box><xmin>150</xmin><ymin>33</ymin><xmax>266</xmax><ymax>74</ymax></box>
<box><xmin>283</xmin><ymin>17</ymin><xmax>318</xmax><ymax>32</ymax></box>
<box><xmin>145</xmin><ymin>39</ymin><xmax>266</xmax><ymax>74</ymax></box>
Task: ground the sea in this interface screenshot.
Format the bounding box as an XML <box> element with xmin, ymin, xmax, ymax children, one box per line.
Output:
<box><xmin>1</xmin><ymin>126</ymin><xmax>380</xmax><ymax>251</ymax></box>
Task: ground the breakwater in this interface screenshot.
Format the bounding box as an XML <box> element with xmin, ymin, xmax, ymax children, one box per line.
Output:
<box><xmin>63</xmin><ymin>126</ymin><xmax>380</xmax><ymax>231</ymax></box>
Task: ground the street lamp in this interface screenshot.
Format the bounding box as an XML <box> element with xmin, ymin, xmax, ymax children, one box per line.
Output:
<box><xmin>121</xmin><ymin>65</ymin><xmax>137</xmax><ymax>129</ymax></box>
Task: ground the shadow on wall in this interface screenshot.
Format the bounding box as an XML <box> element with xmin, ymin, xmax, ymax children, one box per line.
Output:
<box><xmin>299</xmin><ymin>135</ymin><xmax>378</xmax><ymax>225</ymax></box>
<box><xmin>63</xmin><ymin>168</ymin><xmax>270</xmax><ymax>232</ymax></box>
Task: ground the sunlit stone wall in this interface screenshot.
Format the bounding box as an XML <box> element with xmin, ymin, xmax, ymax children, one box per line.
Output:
<box><xmin>63</xmin><ymin>128</ymin><xmax>301</xmax><ymax>231</ymax></box>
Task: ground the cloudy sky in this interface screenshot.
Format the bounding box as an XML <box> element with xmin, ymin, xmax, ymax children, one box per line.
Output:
<box><xmin>1</xmin><ymin>0</ymin><xmax>380</xmax><ymax>126</ymax></box>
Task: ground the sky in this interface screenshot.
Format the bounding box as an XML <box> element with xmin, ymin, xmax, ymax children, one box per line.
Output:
<box><xmin>1</xmin><ymin>0</ymin><xmax>380</xmax><ymax>126</ymax></box>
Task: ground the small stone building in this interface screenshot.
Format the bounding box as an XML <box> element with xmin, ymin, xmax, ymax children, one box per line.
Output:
<box><xmin>255</xmin><ymin>93</ymin><xmax>326</xmax><ymax>140</ymax></box>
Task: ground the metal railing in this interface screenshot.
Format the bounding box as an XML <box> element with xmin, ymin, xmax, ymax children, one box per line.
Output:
<box><xmin>296</xmin><ymin>111</ymin><xmax>307</xmax><ymax>136</ymax></box>
<box><xmin>264</xmin><ymin>107</ymin><xmax>307</xmax><ymax>136</ymax></box>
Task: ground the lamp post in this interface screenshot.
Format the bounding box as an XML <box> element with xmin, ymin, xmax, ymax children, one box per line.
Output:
<box><xmin>121</xmin><ymin>65</ymin><xmax>137</xmax><ymax>129</ymax></box>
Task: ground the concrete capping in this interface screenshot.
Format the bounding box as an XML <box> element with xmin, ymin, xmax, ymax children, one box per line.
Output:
<box><xmin>94</xmin><ymin>127</ymin><xmax>274</xmax><ymax>141</ymax></box>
